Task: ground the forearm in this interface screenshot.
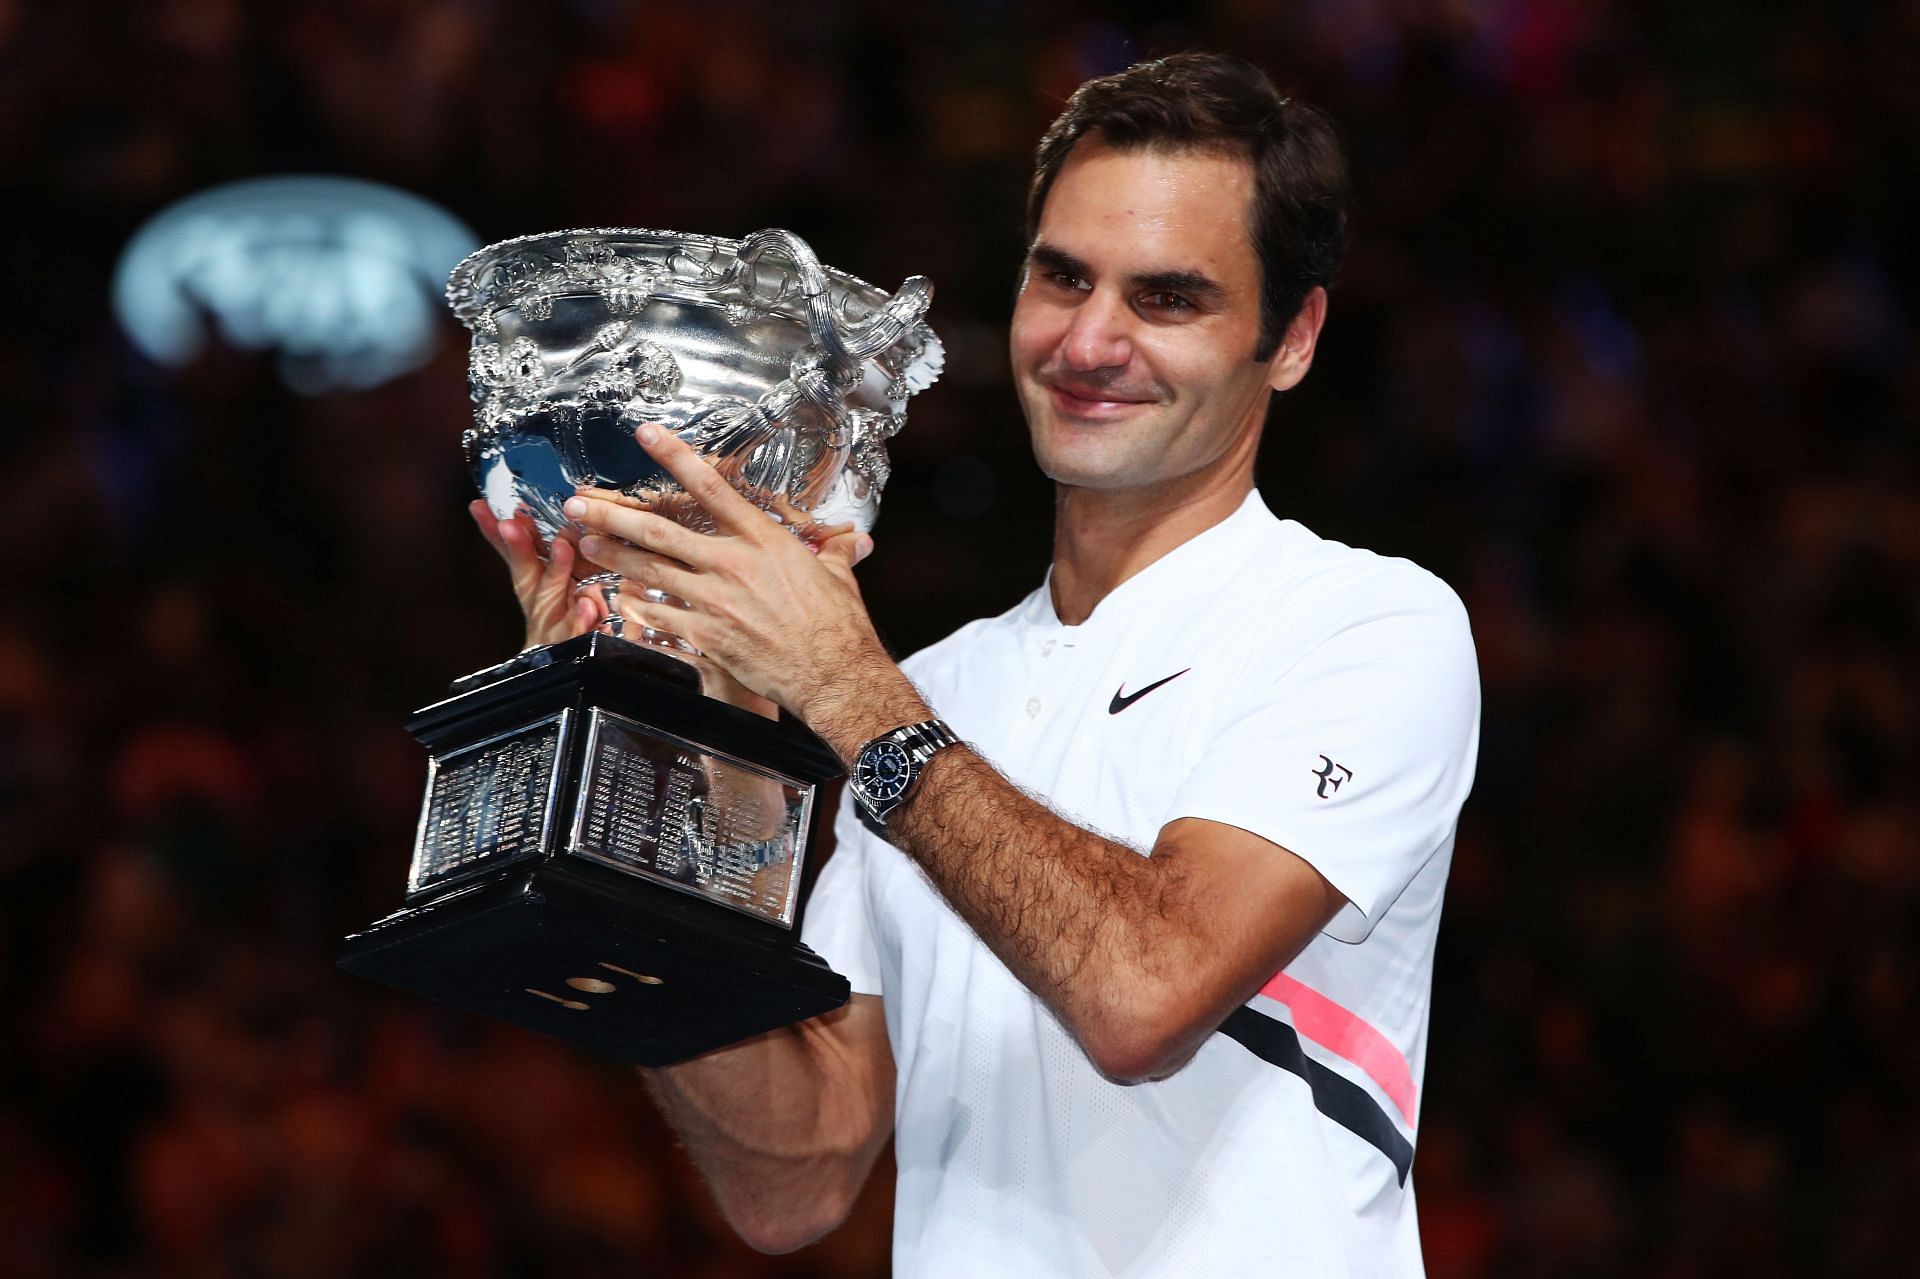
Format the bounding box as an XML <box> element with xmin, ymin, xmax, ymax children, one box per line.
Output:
<box><xmin>640</xmin><ymin>999</ymin><xmax>891</xmax><ymax>1253</ymax></box>
<box><xmin>804</xmin><ymin>662</ymin><xmax>1212</xmax><ymax>1080</ymax></box>
<box><xmin>908</xmin><ymin>753</ymin><xmax>1202</xmax><ymax>1051</ymax></box>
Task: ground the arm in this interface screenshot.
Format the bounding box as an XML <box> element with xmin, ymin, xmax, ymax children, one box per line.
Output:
<box><xmin>787</xmin><ymin>671</ymin><xmax>1344</xmax><ymax>1083</ymax></box>
<box><xmin>641</xmin><ymin>995</ymin><xmax>895</xmax><ymax>1253</ymax></box>
<box><xmin>566</xmin><ymin>429</ymin><xmax>1348</xmax><ymax>1084</ymax></box>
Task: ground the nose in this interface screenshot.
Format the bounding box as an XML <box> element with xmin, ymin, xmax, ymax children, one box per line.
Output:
<box><xmin>1058</xmin><ymin>289</ymin><xmax>1132</xmax><ymax>372</ymax></box>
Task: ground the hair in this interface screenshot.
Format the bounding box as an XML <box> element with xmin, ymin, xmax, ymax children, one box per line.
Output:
<box><xmin>1026</xmin><ymin>53</ymin><xmax>1350</xmax><ymax>361</ymax></box>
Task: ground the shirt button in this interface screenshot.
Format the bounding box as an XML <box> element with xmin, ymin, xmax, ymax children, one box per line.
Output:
<box><xmin>1025</xmin><ymin>697</ymin><xmax>1041</xmax><ymax>718</ymax></box>
<box><xmin>1041</xmin><ymin>639</ymin><xmax>1056</xmax><ymax>657</ymax></box>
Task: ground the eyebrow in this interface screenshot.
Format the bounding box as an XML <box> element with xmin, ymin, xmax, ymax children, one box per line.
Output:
<box><xmin>1027</xmin><ymin>241</ymin><xmax>1228</xmax><ymax>303</ymax></box>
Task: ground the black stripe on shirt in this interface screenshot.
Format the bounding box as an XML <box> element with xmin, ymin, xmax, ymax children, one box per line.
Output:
<box><xmin>1217</xmin><ymin>1005</ymin><xmax>1415</xmax><ymax>1186</ymax></box>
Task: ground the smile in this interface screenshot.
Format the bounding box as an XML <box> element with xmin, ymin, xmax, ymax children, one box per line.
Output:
<box><xmin>1045</xmin><ymin>384</ymin><xmax>1156</xmax><ymax>416</ymax></box>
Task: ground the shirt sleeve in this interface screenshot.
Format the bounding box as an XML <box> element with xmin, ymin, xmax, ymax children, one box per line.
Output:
<box><xmin>799</xmin><ymin>793</ymin><xmax>887</xmax><ymax>995</ymax></box>
<box><xmin>1167</xmin><ymin>569</ymin><xmax>1481</xmax><ymax>943</ymax></box>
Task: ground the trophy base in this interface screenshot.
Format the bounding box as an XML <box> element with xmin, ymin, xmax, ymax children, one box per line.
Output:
<box><xmin>340</xmin><ymin>629</ymin><xmax>851</xmax><ymax>1066</ymax></box>
<box><xmin>339</xmin><ymin>855</ymin><xmax>850</xmax><ymax>1066</ymax></box>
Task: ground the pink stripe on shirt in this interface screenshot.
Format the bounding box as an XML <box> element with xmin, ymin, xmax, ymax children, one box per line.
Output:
<box><xmin>1258</xmin><ymin>972</ymin><xmax>1418</xmax><ymax>1124</ymax></box>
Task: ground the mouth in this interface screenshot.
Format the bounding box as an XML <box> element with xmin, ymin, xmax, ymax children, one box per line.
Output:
<box><xmin>1043</xmin><ymin>382</ymin><xmax>1158</xmax><ymax>417</ymax></box>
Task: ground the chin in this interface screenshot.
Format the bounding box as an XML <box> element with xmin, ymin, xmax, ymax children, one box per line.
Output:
<box><xmin>1034</xmin><ymin>448</ymin><xmax>1155</xmax><ymax>492</ymax></box>
<box><xmin>1029</xmin><ymin>425</ymin><xmax>1114</xmax><ymax>484</ymax></box>
<box><xmin>1026</xmin><ymin>397</ymin><xmax>1170</xmax><ymax>490</ymax></box>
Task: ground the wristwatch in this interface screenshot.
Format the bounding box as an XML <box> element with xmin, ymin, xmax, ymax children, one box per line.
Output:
<box><xmin>849</xmin><ymin>719</ymin><xmax>960</xmax><ymax>834</ymax></box>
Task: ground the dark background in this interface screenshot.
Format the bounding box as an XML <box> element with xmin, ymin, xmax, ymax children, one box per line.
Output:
<box><xmin>3</xmin><ymin>1</ymin><xmax>1916</xmax><ymax>1275</ymax></box>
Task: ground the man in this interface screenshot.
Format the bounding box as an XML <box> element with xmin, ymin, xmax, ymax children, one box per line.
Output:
<box><xmin>480</xmin><ymin>52</ymin><xmax>1478</xmax><ymax>1278</ymax></box>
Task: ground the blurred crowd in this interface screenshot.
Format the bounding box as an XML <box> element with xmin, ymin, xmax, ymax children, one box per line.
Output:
<box><xmin>2</xmin><ymin>1</ymin><xmax>1915</xmax><ymax>1275</ymax></box>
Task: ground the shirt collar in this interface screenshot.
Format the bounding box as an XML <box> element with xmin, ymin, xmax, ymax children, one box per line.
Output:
<box><xmin>1020</xmin><ymin>489</ymin><xmax>1281</xmax><ymax>634</ymax></box>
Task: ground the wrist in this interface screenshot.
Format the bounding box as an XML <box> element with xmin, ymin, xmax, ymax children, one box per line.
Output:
<box><xmin>792</xmin><ymin>643</ymin><xmax>931</xmax><ymax>764</ymax></box>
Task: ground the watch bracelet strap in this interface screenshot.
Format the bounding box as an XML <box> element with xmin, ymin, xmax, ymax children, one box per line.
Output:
<box><xmin>889</xmin><ymin>718</ymin><xmax>959</xmax><ymax>765</ymax></box>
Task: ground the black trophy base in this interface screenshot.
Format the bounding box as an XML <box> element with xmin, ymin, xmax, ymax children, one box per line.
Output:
<box><xmin>339</xmin><ymin>856</ymin><xmax>849</xmax><ymax>1066</ymax></box>
<box><xmin>339</xmin><ymin>631</ymin><xmax>851</xmax><ymax>1066</ymax></box>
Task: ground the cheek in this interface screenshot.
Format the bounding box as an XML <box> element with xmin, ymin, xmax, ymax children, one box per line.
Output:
<box><xmin>1009</xmin><ymin>297</ymin><xmax>1063</xmax><ymax>368</ymax></box>
<box><xmin>1139</xmin><ymin>333</ymin><xmax>1238</xmax><ymax>400</ymax></box>
<box><xmin>1125</xmin><ymin>336</ymin><xmax>1192</xmax><ymax>397</ymax></box>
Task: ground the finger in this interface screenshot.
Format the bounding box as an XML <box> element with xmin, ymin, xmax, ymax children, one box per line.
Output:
<box><xmin>469</xmin><ymin>500</ymin><xmax>511</xmax><ymax>558</ymax></box>
<box><xmin>611</xmin><ymin>585</ymin><xmax>678</xmax><ymax>631</ymax></box>
<box><xmin>475</xmin><ymin>505</ymin><xmax>547</xmax><ymax>599</ymax></box>
<box><xmin>798</xmin><ymin>519</ymin><xmax>855</xmax><ymax>552</ymax></box>
<box><xmin>506</xmin><ymin>518</ymin><xmax>560</xmax><ymax>599</ymax></box>
<box><xmin>564</xmin><ymin>496</ymin><xmax>716</xmax><ymax>570</ymax></box>
<box><xmin>470</xmin><ymin>502</ymin><xmax>539</xmax><ymax>585</ymax></box>
<box><xmin>571</xmin><ymin>578</ymin><xmax>623</xmax><ymax>635</ymax></box>
<box><xmin>813</xmin><ymin>527</ymin><xmax>874</xmax><ymax>570</ymax></box>
<box><xmin>578</xmin><ymin>534</ymin><xmax>702</xmax><ymax>600</ymax></box>
<box><xmin>535</xmin><ymin>534</ymin><xmax>577</xmax><ymax>606</ymax></box>
<box><xmin>573</xmin><ymin>485</ymin><xmax>656</xmax><ymax>512</ymax></box>
<box><xmin>633</xmin><ymin>423</ymin><xmax>770</xmax><ymax>538</ymax></box>
<box><xmin>618</xmin><ymin>595</ymin><xmax>710</xmax><ymax>654</ymax></box>
<box><xmin>567</xmin><ymin>534</ymin><xmax>613</xmax><ymax>579</ymax></box>
<box><xmin>504</xmin><ymin>510</ymin><xmax>552</xmax><ymax>553</ymax></box>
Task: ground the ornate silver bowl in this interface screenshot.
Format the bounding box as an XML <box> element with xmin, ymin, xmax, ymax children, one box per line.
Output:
<box><xmin>446</xmin><ymin>227</ymin><xmax>944</xmax><ymax>543</ymax></box>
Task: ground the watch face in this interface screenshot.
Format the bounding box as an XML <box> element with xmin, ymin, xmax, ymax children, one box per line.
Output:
<box><xmin>857</xmin><ymin>740</ymin><xmax>912</xmax><ymax>802</ymax></box>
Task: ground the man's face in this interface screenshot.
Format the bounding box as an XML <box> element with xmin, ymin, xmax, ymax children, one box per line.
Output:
<box><xmin>1011</xmin><ymin>136</ymin><xmax>1288</xmax><ymax>496</ymax></box>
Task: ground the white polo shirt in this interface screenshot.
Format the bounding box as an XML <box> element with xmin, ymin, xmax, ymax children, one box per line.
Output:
<box><xmin>802</xmin><ymin>491</ymin><xmax>1479</xmax><ymax>1277</ymax></box>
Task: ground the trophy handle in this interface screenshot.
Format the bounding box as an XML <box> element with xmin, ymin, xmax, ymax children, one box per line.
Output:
<box><xmin>712</xmin><ymin>230</ymin><xmax>933</xmax><ymax>507</ymax></box>
<box><xmin>733</xmin><ymin>228</ymin><xmax>933</xmax><ymax>370</ymax></box>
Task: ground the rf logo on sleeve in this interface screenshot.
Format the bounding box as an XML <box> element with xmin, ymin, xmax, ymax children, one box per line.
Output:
<box><xmin>1312</xmin><ymin>756</ymin><xmax>1353</xmax><ymax>799</ymax></box>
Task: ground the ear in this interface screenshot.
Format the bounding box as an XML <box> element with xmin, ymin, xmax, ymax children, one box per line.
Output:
<box><xmin>1263</xmin><ymin>286</ymin><xmax>1328</xmax><ymax>394</ymax></box>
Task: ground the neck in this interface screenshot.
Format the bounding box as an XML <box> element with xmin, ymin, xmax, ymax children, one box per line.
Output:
<box><xmin>1048</xmin><ymin>464</ymin><xmax>1255</xmax><ymax>626</ymax></box>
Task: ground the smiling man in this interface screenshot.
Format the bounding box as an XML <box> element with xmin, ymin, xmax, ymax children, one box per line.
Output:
<box><xmin>505</xmin><ymin>52</ymin><xmax>1479</xmax><ymax>1278</ymax></box>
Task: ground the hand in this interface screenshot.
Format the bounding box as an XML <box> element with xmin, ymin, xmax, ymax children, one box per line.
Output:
<box><xmin>596</xmin><ymin>580</ymin><xmax>781</xmax><ymax>720</ymax></box>
<box><xmin>467</xmin><ymin>501</ymin><xmax>605</xmax><ymax>650</ymax></box>
<box><xmin>567</xmin><ymin>485</ymin><xmax>849</xmax><ymax>723</ymax></box>
<box><xmin>563</xmin><ymin>425</ymin><xmax>883</xmax><ymax>720</ymax></box>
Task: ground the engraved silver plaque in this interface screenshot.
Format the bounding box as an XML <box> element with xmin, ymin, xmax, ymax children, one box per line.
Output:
<box><xmin>567</xmin><ymin>708</ymin><xmax>811</xmax><ymax>927</ymax></box>
<box><xmin>409</xmin><ymin>710</ymin><xmax>571</xmax><ymax>895</ymax></box>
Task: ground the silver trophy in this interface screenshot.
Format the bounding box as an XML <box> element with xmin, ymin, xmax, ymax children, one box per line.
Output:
<box><xmin>450</xmin><ymin>226</ymin><xmax>943</xmax><ymax>644</ymax></box>
<box><xmin>339</xmin><ymin>229</ymin><xmax>942</xmax><ymax>1065</ymax></box>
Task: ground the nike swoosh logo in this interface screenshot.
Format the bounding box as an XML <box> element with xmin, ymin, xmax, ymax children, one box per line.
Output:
<box><xmin>1108</xmin><ymin>668</ymin><xmax>1191</xmax><ymax>714</ymax></box>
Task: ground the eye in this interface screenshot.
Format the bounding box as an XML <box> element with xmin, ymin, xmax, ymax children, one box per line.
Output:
<box><xmin>1141</xmin><ymin>291</ymin><xmax>1195</xmax><ymax>313</ymax></box>
<box><xmin>1041</xmin><ymin>268</ymin><xmax>1089</xmax><ymax>291</ymax></box>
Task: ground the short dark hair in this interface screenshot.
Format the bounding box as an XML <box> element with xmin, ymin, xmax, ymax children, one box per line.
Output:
<box><xmin>1027</xmin><ymin>53</ymin><xmax>1349</xmax><ymax>361</ymax></box>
